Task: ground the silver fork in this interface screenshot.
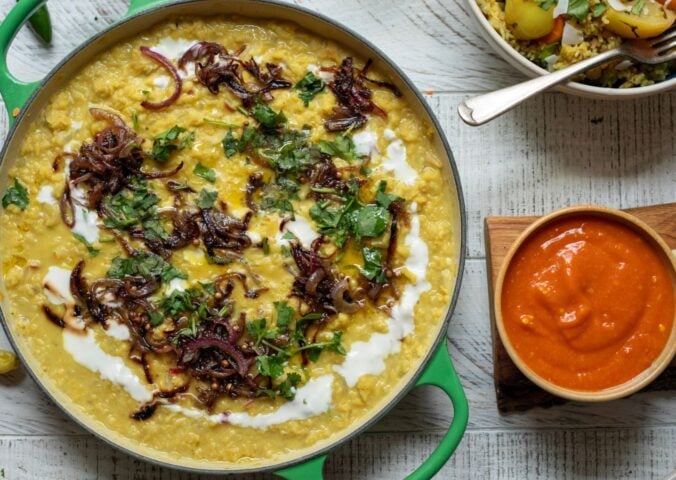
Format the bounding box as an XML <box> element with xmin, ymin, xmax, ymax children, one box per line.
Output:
<box><xmin>458</xmin><ymin>27</ymin><xmax>676</xmax><ymax>126</ymax></box>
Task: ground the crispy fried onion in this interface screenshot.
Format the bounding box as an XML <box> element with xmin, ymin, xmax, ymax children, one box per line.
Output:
<box><xmin>289</xmin><ymin>238</ymin><xmax>363</xmax><ymax>316</ymax></box>
<box><xmin>178</xmin><ymin>41</ymin><xmax>291</xmax><ymax>106</ymax></box>
<box><xmin>323</xmin><ymin>57</ymin><xmax>402</xmax><ymax>132</ymax></box>
<box><xmin>60</xmin><ymin>108</ymin><xmax>183</xmax><ymax>226</ymax></box>
<box><xmin>139</xmin><ymin>46</ymin><xmax>183</xmax><ymax>110</ymax></box>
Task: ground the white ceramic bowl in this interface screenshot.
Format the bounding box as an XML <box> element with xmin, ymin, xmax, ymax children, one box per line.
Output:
<box><xmin>466</xmin><ymin>0</ymin><xmax>676</xmax><ymax>99</ymax></box>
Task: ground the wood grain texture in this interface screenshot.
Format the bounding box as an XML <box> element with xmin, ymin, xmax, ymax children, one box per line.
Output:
<box><xmin>485</xmin><ymin>203</ymin><xmax>676</xmax><ymax>412</ymax></box>
<box><xmin>0</xmin><ymin>0</ymin><xmax>674</xmax><ymax>478</ymax></box>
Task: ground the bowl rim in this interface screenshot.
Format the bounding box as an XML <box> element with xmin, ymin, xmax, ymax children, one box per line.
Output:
<box><xmin>465</xmin><ymin>0</ymin><xmax>676</xmax><ymax>99</ymax></box>
<box><xmin>493</xmin><ymin>204</ymin><xmax>676</xmax><ymax>402</ymax></box>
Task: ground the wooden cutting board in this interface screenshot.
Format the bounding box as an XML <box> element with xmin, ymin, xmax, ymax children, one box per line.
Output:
<box><xmin>484</xmin><ymin>203</ymin><xmax>676</xmax><ymax>413</ymax></box>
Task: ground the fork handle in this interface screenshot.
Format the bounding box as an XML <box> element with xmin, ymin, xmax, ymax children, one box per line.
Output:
<box><xmin>458</xmin><ymin>49</ymin><xmax>620</xmax><ymax>126</ymax></box>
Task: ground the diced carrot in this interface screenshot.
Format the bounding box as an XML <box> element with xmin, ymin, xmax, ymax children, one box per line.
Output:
<box><xmin>539</xmin><ymin>16</ymin><xmax>565</xmax><ymax>44</ymax></box>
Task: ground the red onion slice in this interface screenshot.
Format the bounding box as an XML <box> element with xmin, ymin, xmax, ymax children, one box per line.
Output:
<box><xmin>139</xmin><ymin>46</ymin><xmax>183</xmax><ymax>110</ymax></box>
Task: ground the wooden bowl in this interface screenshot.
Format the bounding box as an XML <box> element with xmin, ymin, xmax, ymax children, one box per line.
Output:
<box><xmin>494</xmin><ymin>205</ymin><xmax>676</xmax><ymax>402</ymax></box>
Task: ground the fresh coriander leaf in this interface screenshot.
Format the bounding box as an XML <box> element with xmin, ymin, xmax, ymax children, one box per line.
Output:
<box><xmin>247</xmin><ymin>318</ymin><xmax>277</xmax><ymax>345</ymax></box>
<box><xmin>592</xmin><ymin>2</ymin><xmax>607</xmax><ymax>16</ymax></box>
<box><xmin>2</xmin><ymin>178</ymin><xmax>29</xmax><ymax>211</ymax></box>
<box><xmin>567</xmin><ymin>0</ymin><xmax>589</xmax><ymax>21</ymax></box>
<box><xmin>295</xmin><ymin>72</ymin><xmax>325</xmax><ymax>107</ymax></box>
<box><xmin>319</xmin><ymin>134</ymin><xmax>359</xmax><ymax>161</ymax></box>
<box><xmin>274</xmin><ymin>301</ymin><xmax>294</xmax><ymax>333</ymax></box>
<box><xmin>160</xmin><ymin>289</ymin><xmax>198</xmax><ymax>317</ymax></box>
<box><xmin>222</xmin><ymin>130</ymin><xmax>239</xmax><ymax>158</ymax></box>
<box><xmin>256</xmin><ymin>354</ymin><xmax>286</xmax><ymax>378</ymax></box>
<box><xmin>196</xmin><ymin>189</ymin><xmax>218</xmax><ymax>209</ymax></box>
<box><xmin>630</xmin><ymin>0</ymin><xmax>644</xmax><ymax>14</ymax></box>
<box><xmin>107</xmin><ymin>252</ymin><xmax>186</xmax><ymax>283</ymax></box>
<box><xmin>304</xmin><ymin>331</ymin><xmax>346</xmax><ymax>362</ymax></box>
<box><xmin>148</xmin><ymin>310</ymin><xmax>165</xmax><ymax>326</ymax></box>
<box><xmin>375</xmin><ymin>181</ymin><xmax>402</xmax><ymax>208</ymax></box>
<box><xmin>151</xmin><ymin>126</ymin><xmax>190</xmax><ymax>163</ymax></box>
<box><xmin>277</xmin><ymin>372</ymin><xmax>301</xmax><ymax>399</ymax></box>
<box><xmin>281</xmin><ymin>231</ymin><xmax>297</xmax><ymax>240</ymax></box>
<box><xmin>102</xmin><ymin>183</ymin><xmax>159</xmax><ymax>230</ymax></box>
<box><xmin>142</xmin><ymin>217</ymin><xmax>170</xmax><ymax>242</ymax></box>
<box><xmin>361</xmin><ymin>246</ymin><xmax>386</xmax><ymax>283</ymax></box>
<box><xmin>252</xmin><ymin>103</ymin><xmax>287</xmax><ymax>129</ymax></box>
<box><xmin>193</xmin><ymin>163</ymin><xmax>216</xmax><ymax>183</ymax></box>
<box><xmin>72</xmin><ymin>233</ymin><xmax>100</xmax><ymax>257</ymax></box>
<box><xmin>132</xmin><ymin>110</ymin><xmax>139</xmax><ymax>130</ymax></box>
<box><xmin>351</xmin><ymin>204</ymin><xmax>389</xmax><ymax>238</ymax></box>
<box><xmin>199</xmin><ymin>281</ymin><xmax>216</xmax><ymax>295</ymax></box>
<box><xmin>537</xmin><ymin>43</ymin><xmax>560</xmax><ymax>67</ymax></box>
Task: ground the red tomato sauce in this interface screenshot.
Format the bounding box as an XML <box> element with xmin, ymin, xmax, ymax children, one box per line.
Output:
<box><xmin>502</xmin><ymin>215</ymin><xmax>674</xmax><ymax>391</ymax></box>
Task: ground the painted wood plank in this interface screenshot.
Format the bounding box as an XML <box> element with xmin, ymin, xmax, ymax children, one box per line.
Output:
<box><xmin>0</xmin><ymin>429</ymin><xmax>674</xmax><ymax>479</ymax></box>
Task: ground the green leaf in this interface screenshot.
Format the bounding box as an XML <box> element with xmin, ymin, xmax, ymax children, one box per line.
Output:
<box><xmin>319</xmin><ymin>134</ymin><xmax>359</xmax><ymax>162</ymax></box>
<box><xmin>375</xmin><ymin>181</ymin><xmax>402</xmax><ymax>208</ymax></box>
<box><xmin>193</xmin><ymin>163</ymin><xmax>216</xmax><ymax>183</ymax></box>
<box><xmin>151</xmin><ymin>126</ymin><xmax>192</xmax><ymax>163</ymax></box>
<box><xmin>102</xmin><ymin>184</ymin><xmax>158</xmax><ymax>230</ymax></box>
<box><xmin>567</xmin><ymin>0</ymin><xmax>589</xmax><ymax>21</ymax></box>
<box><xmin>159</xmin><ymin>289</ymin><xmax>197</xmax><ymax>317</ymax></box>
<box><xmin>360</xmin><ymin>246</ymin><xmax>386</xmax><ymax>283</ymax></box>
<box><xmin>630</xmin><ymin>0</ymin><xmax>644</xmax><ymax>15</ymax></box>
<box><xmin>592</xmin><ymin>2</ymin><xmax>607</xmax><ymax>16</ymax></box>
<box><xmin>132</xmin><ymin>110</ymin><xmax>139</xmax><ymax>130</ymax></box>
<box><xmin>277</xmin><ymin>372</ymin><xmax>301</xmax><ymax>399</ymax></box>
<box><xmin>294</xmin><ymin>72</ymin><xmax>325</xmax><ymax>107</ymax></box>
<box><xmin>2</xmin><ymin>178</ymin><xmax>29</xmax><ymax>211</ymax></box>
<box><xmin>274</xmin><ymin>301</ymin><xmax>294</xmax><ymax>333</ymax></box>
<box><xmin>141</xmin><ymin>217</ymin><xmax>170</xmax><ymax>242</ymax></box>
<box><xmin>222</xmin><ymin>130</ymin><xmax>239</xmax><ymax>158</ymax></box>
<box><xmin>537</xmin><ymin>0</ymin><xmax>557</xmax><ymax>10</ymax></box>
<box><xmin>256</xmin><ymin>354</ymin><xmax>286</xmax><ymax>378</ymax></box>
<box><xmin>196</xmin><ymin>189</ymin><xmax>218</xmax><ymax>209</ymax></box>
<box><xmin>252</xmin><ymin>103</ymin><xmax>287</xmax><ymax>129</ymax></box>
<box><xmin>148</xmin><ymin>311</ymin><xmax>165</xmax><ymax>326</ymax></box>
<box><xmin>246</xmin><ymin>318</ymin><xmax>277</xmax><ymax>345</ymax></box>
<box><xmin>107</xmin><ymin>252</ymin><xmax>186</xmax><ymax>283</ymax></box>
<box><xmin>72</xmin><ymin>233</ymin><xmax>100</xmax><ymax>257</ymax></box>
<box><xmin>537</xmin><ymin>43</ymin><xmax>560</xmax><ymax>67</ymax></box>
<box><xmin>352</xmin><ymin>204</ymin><xmax>389</xmax><ymax>238</ymax></box>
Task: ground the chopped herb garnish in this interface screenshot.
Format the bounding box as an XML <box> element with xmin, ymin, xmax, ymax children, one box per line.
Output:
<box><xmin>537</xmin><ymin>0</ymin><xmax>557</xmax><ymax>9</ymax></box>
<box><xmin>203</xmin><ymin>117</ymin><xmax>238</xmax><ymax>128</ymax></box>
<box><xmin>537</xmin><ymin>43</ymin><xmax>560</xmax><ymax>67</ymax></box>
<box><xmin>262</xmin><ymin>237</ymin><xmax>270</xmax><ymax>255</ymax></box>
<box><xmin>196</xmin><ymin>189</ymin><xmax>218</xmax><ymax>209</ymax></box>
<box><xmin>319</xmin><ymin>134</ymin><xmax>359</xmax><ymax>161</ymax></box>
<box><xmin>2</xmin><ymin>178</ymin><xmax>29</xmax><ymax>211</ymax></box>
<box><xmin>132</xmin><ymin>110</ymin><xmax>139</xmax><ymax>130</ymax></box>
<box><xmin>151</xmin><ymin>126</ymin><xmax>193</xmax><ymax>163</ymax></box>
<box><xmin>102</xmin><ymin>181</ymin><xmax>160</xmax><ymax>230</ymax></box>
<box><xmin>360</xmin><ymin>246</ymin><xmax>386</xmax><ymax>283</ymax></box>
<box><xmin>592</xmin><ymin>2</ymin><xmax>607</xmax><ymax>16</ymax></box>
<box><xmin>295</xmin><ymin>72</ymin><xmax>325</xmax><ymax>107</ymax></box>
<box><xmin>193</xmin><ymin>163</ymin><xmax>216</xmax><ymax>183</ymax></box>
<box><xmin>630</xmin><ymin>0</ymin><xmax>644</xmax><ymax>15</ymax></box>
<box><xmin>108</xmin><ymin>251</ymin><xmax>186</xmax><ymax>283</ymax></box>
<box><xmin>375</xmin><ymin>180</ymin><xmax>402</xmax><ymax>208</ymax></box>
<box><xmin>567</xmin><ymin>0</ymin><xmax>589</xmax><ymax>21</ymax></box>
<box><xmin>252</xmin><ymin>103</ymin><xmax>287</xmax><ymax>129</ymax></box>
<box><xmin>351</xmin><ymin>204</ymin><xmax>389</xmax><ymax>238</ymax></box>
<box><xmin>72</xmin><ymin>233</ymin><xmax>100</xmax><ymax>257</ymax></box>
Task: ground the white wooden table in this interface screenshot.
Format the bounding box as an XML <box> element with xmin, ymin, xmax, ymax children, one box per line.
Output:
<box><xmin>0</xmin><ymin>1</ymin><xmax>674</xmax><ymax>478</ymax></box>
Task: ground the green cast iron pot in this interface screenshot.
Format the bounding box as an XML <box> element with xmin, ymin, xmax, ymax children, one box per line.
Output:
<box><xmin>0</xmin><ymin>0</ymin><xmax>469</xmax><ymax>478</ymax></box>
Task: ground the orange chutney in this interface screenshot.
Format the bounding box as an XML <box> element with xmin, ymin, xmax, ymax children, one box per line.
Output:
<box><xmin>502</xmin><ymin>215</ymin><xmax>675</xmax><ymax>391</ymax></box>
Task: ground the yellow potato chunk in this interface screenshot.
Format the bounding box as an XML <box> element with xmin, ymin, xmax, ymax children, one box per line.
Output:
<box><xmin>605</xmin><ymin>1</ymin><xmax>675</xmax><ymax>39</ymax></box>
<box><xmin>505</xmin><ymin>0</ymin><xmax>555</xmax><ymax>40</ymax></box>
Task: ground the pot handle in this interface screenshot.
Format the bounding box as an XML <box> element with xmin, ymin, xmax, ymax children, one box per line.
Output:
<box><xmin>405</xmin><ymin>340</ymin><xmax>469</xmax><ymax>479</ymax></box>
<box><xmin>0</xmin><ymin>0</ymin><xmax>44</xmax><ymax>125</ymax></box>
<box><xmin>126</xmin><ymin>0</ymin><xmax>172</xmax><ymax>17</ymax></box>
<box><xmin>274</xmin><ymin>341</ymin><xmax>468</xmax><ymax>480</ymax></box>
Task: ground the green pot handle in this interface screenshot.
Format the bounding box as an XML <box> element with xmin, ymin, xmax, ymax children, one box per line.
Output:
<box><xmin>275</xmin><ymin>341</ymin><xmax>468</xmax><ymax>479</ymax></box>
<box><xmin>126</xmin><ymin>0</ymin><xmax>171</xmax><ymax>17</ymax></box>
<box><xmin>0</xmin><ymin>0</ymin><xmax>44</xmax><ymax>125</ymax></box>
